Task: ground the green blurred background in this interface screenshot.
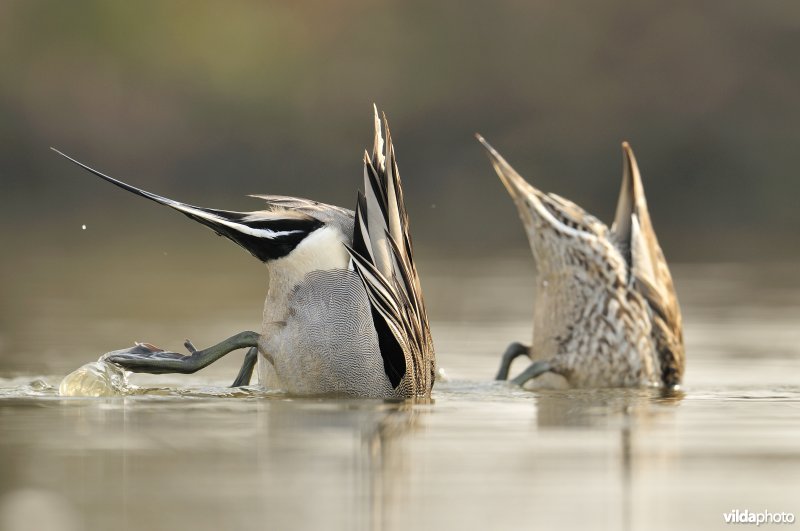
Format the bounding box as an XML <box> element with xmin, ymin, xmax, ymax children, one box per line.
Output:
<box><xmin>3</xmin><ymin>6</ymin><xmax>800</xmax><ymax>528</ymax></box>
<box><xmin>2</xmin><ymin>0</ymin><xmax>799</xmax><ymax>261</ymax></box>
<box><xmin>2</xmin><ymin>0</ymin><xmax>800</xmax><ymax>375</ymax></box>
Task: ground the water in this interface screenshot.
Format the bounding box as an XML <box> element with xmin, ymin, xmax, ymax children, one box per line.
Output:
<box><xmin>1</xmin><ymin>255</ymin><xmax>799</xmax><ymax>530</ymax></box>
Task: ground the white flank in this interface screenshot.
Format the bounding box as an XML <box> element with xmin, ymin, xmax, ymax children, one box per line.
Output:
<box><xmin>262</xmin><ymin>225</ymin><xmax>350</xmax><ymax>323</ymax></box>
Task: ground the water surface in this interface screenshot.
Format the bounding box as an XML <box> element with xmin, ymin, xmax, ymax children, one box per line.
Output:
<box><xmin>1</xmin><ymin>257</ymin><xmax>799</xmax><ymax>530</ymax></box>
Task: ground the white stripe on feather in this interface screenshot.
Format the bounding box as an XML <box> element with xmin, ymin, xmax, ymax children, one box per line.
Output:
<box><xmin>364</xmin><ymin>163</ymin><xmax>393</xmax><ymax>278</ymax></box>
<box><xmin>158</xmin><ymin>198</ymin><xmax>305</xmax><ymax>240</ymax></box>
<box><xmin>384</xmin><ymin>131</ymin><xmax>405</xmax><ymax>258</ymax></box>
<box><xmin>372</xmin><ymin>104</ymin><xmax>385</xmax><ymax>169</ymax></box>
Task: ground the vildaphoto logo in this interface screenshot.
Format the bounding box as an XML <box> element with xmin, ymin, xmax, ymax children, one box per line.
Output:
<box><xmin>723</xmin><ymin>509</ymin><xmax>795</xmax><ymax>526</ymax></box>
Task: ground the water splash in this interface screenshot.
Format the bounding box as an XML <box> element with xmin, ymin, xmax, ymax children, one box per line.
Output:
<box><xmin>58</xmin><ymin>359</ymin><xmax>131</xmax><ymax>397</ymax></box>
<box><xmin>0</xmin><ymin>377</ymin><xmax>58</xmax><ymax>398</ymax></box>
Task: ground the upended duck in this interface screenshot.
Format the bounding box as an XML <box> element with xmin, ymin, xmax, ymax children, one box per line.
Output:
<box><xmin>477</xmin><ymin>136</ymin><xmax>684</xmax><ymax>389</ymax></box>
<box><xmin>53</xmin><ymin>107</ymin><xmax>435</xmax><ymax>398</ymax></box>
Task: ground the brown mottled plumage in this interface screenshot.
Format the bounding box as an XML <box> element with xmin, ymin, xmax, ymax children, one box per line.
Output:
<box><xmin>478</xmin><ymin>137</ymin><xmax>684</xmax><ymax>388</ymax></box>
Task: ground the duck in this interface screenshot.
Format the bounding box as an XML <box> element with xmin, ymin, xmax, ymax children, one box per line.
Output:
<box><xmin>53</xmin><ymin>106</ymin><xmax>435</xmax><ymax>398</ymax></box>
<box><xmin>477</xmin><ymin>136</ymin><xmax>684</xmax><ymax>388</ymax></box>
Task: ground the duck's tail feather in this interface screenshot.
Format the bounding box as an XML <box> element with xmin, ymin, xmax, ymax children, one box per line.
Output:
<box><xmin>51</xmin><ymin>148</ymin><xmax>321</xmax><ymax>262</ymax></box>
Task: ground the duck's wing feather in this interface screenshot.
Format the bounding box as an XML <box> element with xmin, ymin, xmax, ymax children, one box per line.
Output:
<box><xmin>610</xmin><ymin>143</ymin><xmax>684</xmax><ymax>386</ymax></box>
<box><xmin>345</xmin><ymin>107</ymin><xmax>435</xmax><ymax>396</ymax></box>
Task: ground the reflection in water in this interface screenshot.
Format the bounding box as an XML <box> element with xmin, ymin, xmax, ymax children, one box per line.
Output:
<box><xmin>621</xmin><ymin>425</ymin><xmax>632</xmax><ymax>531</ymax></box>
<box><xmin>534</xmin><ymin>388</ymin><xmax>685</xmax><ymax>531</ymax></box>
<box><xmin>1</xmin><ymin>260</ymin><xmax>800</xmax><ymax>530</ymax></box>
<box><xmin>0</xmin><ymin>376</ymin><xmax>799</xmax><ymax>531</ymax></box>
<box><xmin>252</xmin><ymin>397</ymin><xmax>422</xmax><ymax>531</ymax></box>
<box><xmin>0</xmin><ymin>391</ymin><xmax>427</xmax><ymax>531</ymax></box>
<box><xmin>533</xmin><ymin>387</ymin><xmax>684</xmax><ymax>428</ymax></box>
<box><xmin>359</xmin><ymin>403</ymin><xmax>421</xmax><ymax>531</ymax></box>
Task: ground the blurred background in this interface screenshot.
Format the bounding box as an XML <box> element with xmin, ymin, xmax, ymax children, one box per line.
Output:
<box><xmin>3</xmin><ymin>5</ymin><xmax>800</xmax><ymax>530</ymax></box>
<box><xmin>3</xmin><ymin>0</ymin><xmax>800</xmax><ymax>256</ymax></box>
<box><xmin>1</xmin><ymin>0</ymin><xmax>800</xmax><ymax>374</ymax></box>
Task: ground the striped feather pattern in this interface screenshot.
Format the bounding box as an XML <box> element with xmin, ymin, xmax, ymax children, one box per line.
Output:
<box><xmin>346</xmin><ymin>107</ymin><xmax>435</xmax><ymax>396</ymax></box>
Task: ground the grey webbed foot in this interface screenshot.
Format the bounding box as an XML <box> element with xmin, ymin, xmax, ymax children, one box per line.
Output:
<box><xmin>102</xmin><ymin>344</ymin><xmax>194</xmax><ymax>374</ymax></box>
<box><xmin>231</xmin><ymin>347</ymin><xmax>259</xmax><ymax>387</ymax></box>
<box><xmin>104</xmin><ymin>331</ymin><xmax>260</xmax><ymax>375</ymax></box>
<box><xmin>510</xmin><ymin>360</ymin><xmax>554</xmax><ymax>387</ymax></box>
<box><xmin>495</xmin><ymin>342</ymin><xmax>530</xmax><ymax>380</ymax></box>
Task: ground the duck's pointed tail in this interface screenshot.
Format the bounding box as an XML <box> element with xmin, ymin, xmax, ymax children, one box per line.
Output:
<box><xmin>51</xmin><ymin>148</ymin><xmax>321</xmax><ymax>262</ymax></box>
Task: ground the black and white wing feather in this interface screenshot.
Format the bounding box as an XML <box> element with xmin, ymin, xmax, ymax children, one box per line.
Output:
<box><xmin>345</xmin><ymin>107</ymin><xmax>435</xmax><ymax>396</ymax></box>
<box><xmin>51</xmin><ymin>149</ymin><xmax>324</xmax><ymax>262</ymax></box>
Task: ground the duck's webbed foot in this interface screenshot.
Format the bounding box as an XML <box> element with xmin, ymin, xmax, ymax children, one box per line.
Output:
<box><xmin>104</xmin><ymin>331</ymin><xmax>260</xmax><ymax>376</ymax></box>
<box><xmin>231</xmin><ymin>347</ymin><xmax>259</xmax><ymax>387</ymax></box>
<box><xmin>495</xmin><ymin>342</ymin><xmax>531</xmax><ymax>380</ymax></box>
<box><xmin>510</xmin><ymin>360</ymin><xmax>554</xmax><ymax>387</ymax></box>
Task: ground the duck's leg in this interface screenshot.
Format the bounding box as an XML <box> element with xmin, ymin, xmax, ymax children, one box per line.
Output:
<box><xmin>495</xmin><ymin>342</ymin><xmax>530</xmax><ymax>380</ymax></box>
<box><xmin>104</xmin><ymin>331</ymin><xmax>260</xmax><ymax>375</ymax></box>
<box><xmin>231</xmin><ymin>347</ymin><xmax>259</xmax><ymax>387</ymax></box>
<box><xmin>510</xmin><ymin>360</ymin><xmax>554</xmax><ymax>387</ymax></box>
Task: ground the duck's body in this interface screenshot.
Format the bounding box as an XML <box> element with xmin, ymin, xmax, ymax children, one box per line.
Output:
<box><xmin>55</xmin><ymin>107</ymin><xmax>435</xmax><ymax>398</ymax></box>
<box><xmin>256</xmin><ymin>224</ymin><xmax>400</xmax><ymax>397</ymax></box>
<box><xmin>526</xmin><ymin>246</ymin><xmax>658</xmax><ymax>388</ymax></box>
<box><xmin>480</xmin><ymin>137</ymin><xmax>683</xmax><ymax>389</ymax></box>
